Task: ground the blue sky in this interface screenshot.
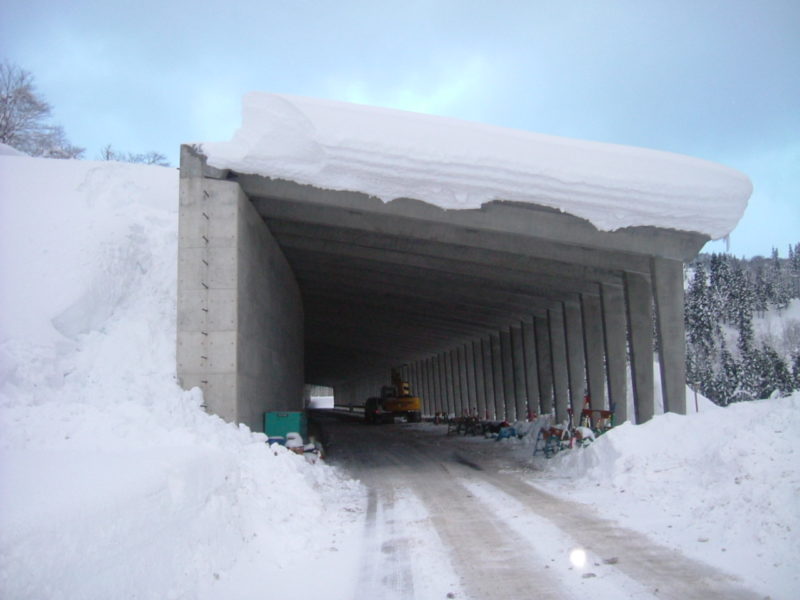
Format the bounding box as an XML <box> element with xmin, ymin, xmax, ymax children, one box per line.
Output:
<box><xmin>2</xmin><ymin>0</ymin><xmax>797</xmax><ymax>257</ymax></box>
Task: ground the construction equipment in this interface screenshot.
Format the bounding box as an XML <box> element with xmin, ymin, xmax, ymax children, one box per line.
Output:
<box><xmin>364</xmin><ymin>369</ymin><xmax>423</xmax><ymax>423</ymax></box>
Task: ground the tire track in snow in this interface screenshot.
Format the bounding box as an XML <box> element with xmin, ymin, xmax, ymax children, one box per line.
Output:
<box><xmin>355</xmin><ymin>487</ymin><xmax>416</xmax><ymax>599</ymax></box>
<box><xmin>469</xmin><ymin>458</ymin><xmax>765</xmax><ymax>600</ymax></box>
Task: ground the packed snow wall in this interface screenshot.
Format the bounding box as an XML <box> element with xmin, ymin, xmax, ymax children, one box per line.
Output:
<box><xmin>177</xmin><ymin>147</ymin><xmax>304</xmax><ymax>431</ymax></box>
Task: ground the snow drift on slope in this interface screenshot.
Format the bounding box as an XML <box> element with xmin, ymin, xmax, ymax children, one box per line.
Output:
<box><xmin>202</xmin><ymin>92</ymin><xmax>752</xmax><ymax>239</ymax></box>
<box><xmin>0</xmin><ymin>156</ymin><xmax>363</xmax><ymax>599</ymax></box>
<box><xmin>536</xmin><ymin>393</ymin><xmax>800</xmax><ymax>598</ymax></box>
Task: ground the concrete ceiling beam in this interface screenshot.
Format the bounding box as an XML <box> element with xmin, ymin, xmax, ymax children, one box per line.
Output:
<box><xmin>235</xmin><ymin>175</ymin><xmax>707</xmax><ymax>261</ymax></box>
<box><xmin>293</xmin><ymin>267</ymin><xmax>563</xmax><ymax>316</ymax></box>
<box><xmin>267</xmin><ymin>217</ymin><xmax>629</xmax><ymax>282</ymax></box>
<box><xmin>301</xmin><ymin>287</ymin><xmax>545</xmax><ymax>327</ymax></box>
<box><xmin>280</xmin><ymin>238</ymin><xmax>612</xmax><ymax>295</ymax></box>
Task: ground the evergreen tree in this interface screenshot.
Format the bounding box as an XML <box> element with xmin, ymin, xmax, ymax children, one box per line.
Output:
<box><xmin>728</xmin><ymin>260</ymin><xmax>754</xmax><ymax>326</ymax></box>
<box><xmin>685</xmin><ymin>246</ymin><xmax>800</xmax><ymax>402</ymax></box>
<box><xmin>792</xmin><ymin>351</ymin><xmax>800</xmax><ymax>390</ymax></box>
<box><xmin>685</xmin><ymin>264</ymin><xmax>717</xmax><ymax>398</ymax></box>
<box><xmin>768</xmin><ymin>248</ymin><xmax>790</xmax><ymax>309</ymax></box>
<box><xmin>753</xmin><ymin>266</ymin><xmax>769</xmax><ymax>314</ymax></box>
<box><xmin>791</xmin><ymin>243</ymin><xmax>800</xmax><ymax>299</ymax></box>
<box><xmin>713</xmin><ymin>341</ymin><xmax>738</xmax><ymax>406</ymax></box>
<box><xmin>735</xmin><ymin>291</ymin><xmax>759</xmax><ymax>401</ymax></box>
<box><xmin>708</xmin><ymin>253</ymin><xmax>732</xmax><ymax>322</ymax></box>
<box><xmin>756</xmin><ymin>345</ymin><xmax>793</xmax><ymax>398</ymax></box>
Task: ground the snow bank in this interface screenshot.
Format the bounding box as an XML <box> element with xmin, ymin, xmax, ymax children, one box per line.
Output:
<box><xmin>536</xmin><ymin>393</ymin><xmax>800</xmax><ymax>598</ymax></box>
<box><xmin>0</xmin><ymin>156</ymin><xmax>363</xmax><ymax>599</ymax></box>
<box><xmin>203</xmin><ymin>92</ymin><xmax>752</xmax><ymax>239</ymax></box>
<box><xmin>0</xmin><ymin>142</ymin><xmax>26</xmax><ymax>157</ymax></box>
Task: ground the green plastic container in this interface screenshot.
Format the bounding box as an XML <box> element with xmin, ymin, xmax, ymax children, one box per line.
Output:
<box><xmin>264</xmin><ymin>411</ymin><xmax>307</xmax><ymax>439</ymax></box>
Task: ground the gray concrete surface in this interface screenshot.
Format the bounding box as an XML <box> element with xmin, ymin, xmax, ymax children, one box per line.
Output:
<box><xmin>177</xmin><ymin>143</ymin><xmax>710</xmax><ymax>428</ymax></box>
<box><xmin>177</xmin><ymin>147</ymin><xmax>303</xmax><ymax>431</ymax></box>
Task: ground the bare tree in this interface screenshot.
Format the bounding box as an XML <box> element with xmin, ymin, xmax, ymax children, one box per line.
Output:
<box><xmin>0</xmin><ymin>61</ymin><xmax>83</xmax><ymax>158</ymax></box>
<box><xmin>98</xmin><ymin>144</ymin><xmax>170</xmax><ymax>167</ymax></box>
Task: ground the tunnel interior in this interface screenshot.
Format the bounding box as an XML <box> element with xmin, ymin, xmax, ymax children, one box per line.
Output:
<box><xmin>176</xmin><ymin>148</ymin><xmax>707</xmax><ymax>432</ymax></box>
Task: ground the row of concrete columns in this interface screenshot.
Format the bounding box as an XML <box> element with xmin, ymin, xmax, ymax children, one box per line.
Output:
<box><xmin>335</xmin><ymin>257</ymin><xmax>686</xmax><ymax>425</ymax></box>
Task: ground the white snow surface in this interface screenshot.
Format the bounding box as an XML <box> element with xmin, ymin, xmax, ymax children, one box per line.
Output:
<box><xmin>0</xmin><ymin>156</ymin><xmax>365</xmax><ymax>599</ymax></box>
<box><xmin>0</xmin><ymin>142</ymin><xmax>26</xmax><ymax>157</ymax></box>
<box><xmin>203</xmin><ymin>92</ymin><xmax>752</xmax><ymax>239</ymax></box>
<box><xmin>531</xmin><ymin>392</ymin><xmax>800</xmax><ymax>599</ymax></box>
<box><xmin>1</xmin><ymin>154</ymin><xmax>794</xmax><ymax>599</ymax></box>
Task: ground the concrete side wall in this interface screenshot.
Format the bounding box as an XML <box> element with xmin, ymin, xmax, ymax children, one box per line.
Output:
<box><xmin>177</xmin><ymin>148</ymin><xmax>304</xmax><ymax>431</ymax></box>
<box><xmin>177</xmin><ymin>174</ymin><xmax>239</xmax><ymax>422</ymax></box>
<box><xmin>236</xmin><ymin>191</ymin><xmax>304</xmax><ymax>429</ymax></box>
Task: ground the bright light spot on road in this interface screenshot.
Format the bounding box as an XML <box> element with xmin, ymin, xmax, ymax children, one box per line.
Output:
<box><xmin>569</xmin><ymin>547</ymin><xmax>587</xmax><ymax>568</ymax></box>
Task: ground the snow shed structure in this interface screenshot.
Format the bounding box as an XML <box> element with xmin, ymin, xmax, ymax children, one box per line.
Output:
<box><xmin>177</xmin><ymin>93</ymin><xmax>751</xmax><ymax>432</ymax></box>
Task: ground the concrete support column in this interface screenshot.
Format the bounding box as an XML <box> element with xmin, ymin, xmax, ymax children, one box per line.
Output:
<box><xmin>432</xmin><ymin>355</ymin><xmax>441</xmax><ymax>415</ymax></box>
<box><xmin>499</xmin><ymin>329</ymin><xmax>516</xmax><ymax>421</ymax></box>
<box><xmin>443</xmin><ymin>351</ymin><xmax>456</xmax><ymax>417</ymax></box>
<box><xmin>459</xmin><ymin>347</ymin><xmax>470</xmax><ymax>416</ymax></box>
<box><xmin>581</xmin><ymin>293</ymin><xmax>606</xmax><ymax>411</ymax></box>
<box><xmin>457</xmin><ymin>345</ymin><xmax>471</xmax><ymax>415</ymax></box>
<box><xmin>563</xmin><ymin>301</ymin><xmax>585</xmax><ymax>416</ymax></box>
<box><xmin>472</xmin><ymin>340</ymin><xmax>487</xmax><ymax>420</ymax></box>
<box><xmin>482</xmin><ymin>338</ymin><xmax>497</xmax><ymax>420</ymax></box>
<box><xmin>437</xmin><ymin>355</ymin><xmax>445</xmax><ymax>415</ymax></box>
<box><xmin>416</xmin><ymin>361</ymin><xmax>425</xmax><ymax>406</ymax></box>
<box><xmin>511</xmin><ymin>325</ymin><xmax>528</xmax><ymax>421</ymax></box>
<box><xmin>440</xmin><ymin>354</ymin><xmax>449</xmax><ymax>416</ymax></box>
<box><xmin>490</xmin><ymin>335</ymin><xmax>506</xmax><ymax>420</ymax></box>
<box><xmin>464</xmin><ymin>343</ymin><xmax>478</xmax><ymax>416</ymax></box>
<box><xmin>521</xmin><ymin>320</ymin><xmax>541</xmax><ymax>416</ymax></box>
<box><xmin>548</xmin><ymin>307</ymin><xmax>570</xmax><ymax>424</ymax></box>
<box><xmin>425</xmin><ymin>357</ymin><xmax>435</xmax><ymax>416</ymax></box>
<box><xmin>534</xmin><ymin>316</ymin><xmax>553</xmax><ymax>415</ymax></box>
<box><xmin>454</xmin><ymin>349</ymin><xmax>465</xmax><ymax>416</ymax></box>
<box><xmin>625</xmin><ymin>271</ymin><xmax>655</xmax><ymax>423</ymax></box>
<box><xmin>416</xmin><ymin>360</ymin><xmax>425</xmax><ymax>414</ymax></box>
<box><xmin>423</xmin><ymin>358</ymin><xmax>433</xmax><ymax>417</ymax></box>
<box><xmin>449</xmin><ymin>349</ymin><xmax>462</xmax><ymax>416</ymax></box>
<box><xmin>601</xmin><ymin>284</ymin><xmax>628</xmax><ymax>422</ymax></box>
<box><xmin>432</xmin><ymin>355</ymin><xmax>444</xmax><ymax>416</ymax></box>
<box><xmin>415</xmin><ymin>362</ymin><xmax>425</xmax><ymax>410</ymax></box>
<box><xmin>652</xmin><ymin>257</ymin><xmax>687</xmax><ymax>415</ymax></box>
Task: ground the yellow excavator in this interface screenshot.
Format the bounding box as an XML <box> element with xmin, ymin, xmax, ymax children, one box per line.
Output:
<box><xmin>364</xmin><ymin>369</ymin><xmax>423</xmax><ymax>424</ymax></box>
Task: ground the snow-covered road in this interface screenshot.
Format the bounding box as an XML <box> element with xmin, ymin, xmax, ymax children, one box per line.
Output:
<box><xmin>320</xmin><ymin>414</ymin><xmax>763</xmax><ymax>600</ymax></box>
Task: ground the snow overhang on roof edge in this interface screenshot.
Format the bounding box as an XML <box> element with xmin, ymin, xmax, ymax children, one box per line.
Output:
<box><xmin>201</xmin><ymin>92</ymin><xmax>752</xmax><ymax>240</ymax></box>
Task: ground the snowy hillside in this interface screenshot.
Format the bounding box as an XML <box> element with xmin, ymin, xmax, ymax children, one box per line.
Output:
<box><xmin>0</xmin><ymin>155</ymin><xmax>364</xmax><ymax>599</ymax></box>
<box><xmin>1</xmin><ymin>154</ymin><xmax>797</xmax><ymax>599</ymax></box>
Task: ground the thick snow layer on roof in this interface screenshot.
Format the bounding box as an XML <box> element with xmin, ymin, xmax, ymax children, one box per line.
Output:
<box><xmin>203</xmin><ymin>93</ymin><xmax>752</xmax><ymax>239</ymax></box>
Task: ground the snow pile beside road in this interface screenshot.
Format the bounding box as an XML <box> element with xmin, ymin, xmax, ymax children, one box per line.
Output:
<box><xmin>537</xmin><ymin>392</ymin><xmax>800</xmax><ymax>598</ymax></box>
<box><xmin>0</xmin><ymin>156</ymin><xmax>363</xmax><ymax>599</ymax></box>
<box><xmin>0</xmin><ymin>142</ymin><xmax>26</xmax><ymax>157</ymax></box>
<box><xmin>203</xmin><ymin>92</ymin><xmax>751</xmax><ymax>239</ymax></box>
